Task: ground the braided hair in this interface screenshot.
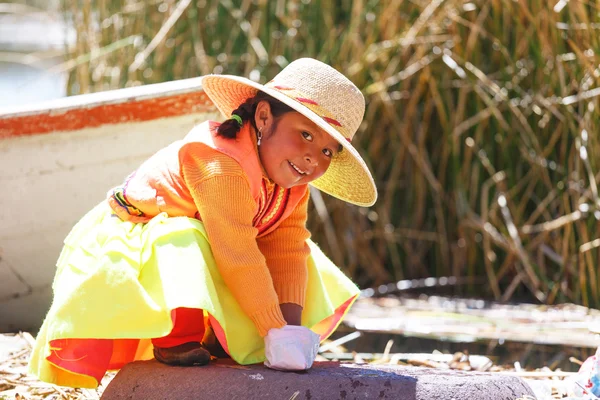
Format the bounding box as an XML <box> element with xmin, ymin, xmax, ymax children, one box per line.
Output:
<box><xmin>217</xmin><ymin>91</ymin><xmax>295</xmax><ymax>139</ymax></box>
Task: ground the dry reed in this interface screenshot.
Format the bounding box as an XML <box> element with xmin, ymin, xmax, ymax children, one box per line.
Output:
<box><xmin>60</xmin><ymin>0</ymin><xmax>600</xmax><ymax>307</ymax></box>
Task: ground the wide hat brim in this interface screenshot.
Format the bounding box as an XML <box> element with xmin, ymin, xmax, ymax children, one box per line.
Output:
<box><xmin>202</xmin><ymin>74</ymin><xmax>377</xmax><ymax>207</ymax></box>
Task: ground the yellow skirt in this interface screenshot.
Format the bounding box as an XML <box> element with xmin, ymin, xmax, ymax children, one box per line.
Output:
<box><xmin>29</xmin><ymin>202</ymin><xmax>360</xmax><ymax>388</ymax></box>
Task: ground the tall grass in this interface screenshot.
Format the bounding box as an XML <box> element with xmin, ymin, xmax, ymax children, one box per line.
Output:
<box><xmin>64</xmin><ymin>0</ymin><xmax>600</xmax><ymax>307</ymax></box>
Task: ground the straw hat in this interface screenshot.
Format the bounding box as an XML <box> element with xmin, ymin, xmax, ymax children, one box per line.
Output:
<box><xmin>201</xmin><ymin>58</ymin><xmax>377</xmax><ymax>207</ymax></box>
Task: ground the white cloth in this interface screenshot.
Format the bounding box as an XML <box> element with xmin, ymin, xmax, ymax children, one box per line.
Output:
<box><xmin>264</xmin><ymin>325</ymin><xmax>320</xmax><ymax>371</ymax></box>
<box><xmin>564</xmin><ymin>346</ymin><xmax>600</xmax><ymax>399</ymax></box>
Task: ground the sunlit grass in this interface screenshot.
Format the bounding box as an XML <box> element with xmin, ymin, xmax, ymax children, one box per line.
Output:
<box><xmin>64</xmin><ymin>0</ymin><xmax>600</xmax><ymax>307</ymax></box>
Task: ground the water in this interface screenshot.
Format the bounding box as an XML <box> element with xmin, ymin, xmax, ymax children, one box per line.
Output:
<box><xmin>0</xmin><ymin>61</ymin><xmax>66</xmax><ymax>108</ymax></box>
<box><xmin>329</xmin><ymin>329</ymin><xmax>593</xmax><ymax>373</ymax></box>
<box><xmin>0</xmin><ymin>5</ymin><xmax>71</xmax><ymax>109</ymax></box>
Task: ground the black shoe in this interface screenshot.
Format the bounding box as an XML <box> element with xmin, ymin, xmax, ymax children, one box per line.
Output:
<box><xmin>153</xmin><ymin>341</ymin><xmax>211</xmax><ymax>366</ymax></box>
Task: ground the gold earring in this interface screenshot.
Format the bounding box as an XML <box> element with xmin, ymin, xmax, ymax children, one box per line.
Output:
<box><xmin>257</xmin><ymin>127</ymin><xmax>263</xmax><ymax>146</ymax></box>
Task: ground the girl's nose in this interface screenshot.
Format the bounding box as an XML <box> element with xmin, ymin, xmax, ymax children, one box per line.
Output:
<box><xmin>305</xmin><ymin>154</ymin><xmax>318</xmax><ymax>167</ymax></box>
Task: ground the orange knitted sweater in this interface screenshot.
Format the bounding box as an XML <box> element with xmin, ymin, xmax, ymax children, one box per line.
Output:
<box><xmin>107</xmin><ymin>122</ymin><xmax>311</xmax><ymax>336</ymax></box>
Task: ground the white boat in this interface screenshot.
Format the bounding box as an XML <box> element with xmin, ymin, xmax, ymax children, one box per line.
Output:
<box><xmin>0</xmin><ymin>79</ymin><xmax>220</xmax><ymax>332</ymax></box>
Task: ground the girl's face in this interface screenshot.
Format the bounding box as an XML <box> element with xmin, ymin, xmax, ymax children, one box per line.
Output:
<box><xmin>255</xmin><ymin>101</ymin><xmax>341</xmax><ymax>188</ymax></box>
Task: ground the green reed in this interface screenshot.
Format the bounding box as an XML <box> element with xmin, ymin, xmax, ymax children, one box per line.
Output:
<box><xmin>63</xmin><ymin>0</ymin><xmax>600</xmax><ymax>307</ymax></box>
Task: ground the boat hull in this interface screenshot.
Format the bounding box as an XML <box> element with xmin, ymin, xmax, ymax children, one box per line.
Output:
<box><xmin>0</xmin><ymin>79</ymin><xmax>219</xmax><ymax>332</ymax></box>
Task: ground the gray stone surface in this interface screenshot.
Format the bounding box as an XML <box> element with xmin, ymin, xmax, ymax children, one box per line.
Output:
<box><xmin>101</xmin><ymin>359</ymin><xmax>536</xmax><ymax>400</ymax></box>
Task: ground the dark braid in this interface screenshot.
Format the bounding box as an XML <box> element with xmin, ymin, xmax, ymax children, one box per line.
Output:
<box><xmin>216</xmin><ymin>91</ymin><xmax>294</xmax><ymax>139</ymax></box>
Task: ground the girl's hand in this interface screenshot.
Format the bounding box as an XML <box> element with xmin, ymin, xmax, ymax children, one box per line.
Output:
<box><xmin>280</xmin><ymin>303</ymin><xmax>303</xmax><ymax>325</ymax></box>
<box><xmin>264</xmin><ymin>325</ymin><xmax>320</xmax><ymax>371</ymax></box>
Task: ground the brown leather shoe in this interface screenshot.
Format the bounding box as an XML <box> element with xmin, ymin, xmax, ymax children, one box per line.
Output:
<box><xmin>153</xmin><ymin>342</ymin><xmax>211</xmax><ymax>366</ymax></box>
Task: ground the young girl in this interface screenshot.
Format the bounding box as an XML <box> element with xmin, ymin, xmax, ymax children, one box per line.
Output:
<box><xmin>29</xmin><ymin>58</ymin><xmax>377</xmax><ymax>388</ymax></box>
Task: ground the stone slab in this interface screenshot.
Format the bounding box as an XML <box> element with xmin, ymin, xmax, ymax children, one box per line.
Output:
<box><xmin>101</xmin><ymin>359</ymin><xmax>535</xmax><ymax>400</ymax></box>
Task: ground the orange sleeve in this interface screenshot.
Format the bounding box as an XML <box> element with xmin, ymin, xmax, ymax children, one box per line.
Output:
<box><xmin>257</xmin><ymin>188</ymin><xmax>311</xmax><ymax>308</ymax></box>
<box><xmin>180</xmin><ymin>145</ymin><xmax>286</xmax><ymax>336</ymax></box>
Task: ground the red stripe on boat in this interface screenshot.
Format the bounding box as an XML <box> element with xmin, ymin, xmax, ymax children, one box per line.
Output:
<box><xmin>0</xmin><ymin>92</ymin><xmax>213</xmax><ymax>138</ymax></box>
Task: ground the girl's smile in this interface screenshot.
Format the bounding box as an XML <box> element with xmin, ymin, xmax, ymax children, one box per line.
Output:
<box><xmin>255</xmin><ymin>106</ymin><xmax>341</xmax><ymax>188</ymax></box>
<box><xmin>288</xmin><ymin>160</ymin><xmax>308</xmax><ymax>176</ymax></box>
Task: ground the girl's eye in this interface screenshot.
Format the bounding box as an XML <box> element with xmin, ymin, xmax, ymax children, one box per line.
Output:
<box><xmin>302</xmin><ymin>131</ymin><xmax>313</xmax><ymax>141</ymax></box>
<box><xmin>323</xmin><ymin>148</ymin><xmax>333</xmax><ymax>158</ymax></box>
